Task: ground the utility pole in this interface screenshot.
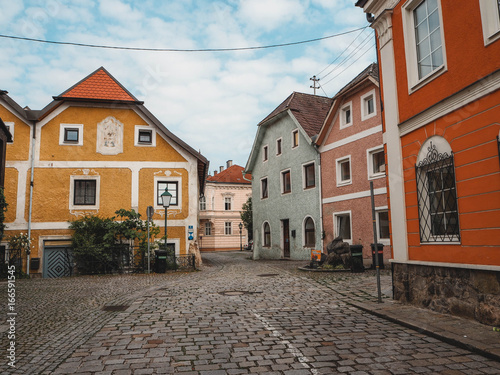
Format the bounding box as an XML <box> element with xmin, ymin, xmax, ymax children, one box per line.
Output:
<box><xmin>310</xmin><ymin>75</ymin><xmax>320</xmax><ymax>95</ymax></box>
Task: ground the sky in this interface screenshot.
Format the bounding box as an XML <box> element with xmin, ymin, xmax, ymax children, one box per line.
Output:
<box><xmin>0</xmin><ymin>0</ymin><xmax>376</xmax><ymax>173</ymax></box>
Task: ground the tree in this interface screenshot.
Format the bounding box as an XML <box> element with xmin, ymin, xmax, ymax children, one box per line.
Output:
<box><xmin>240</xmin><ymin>197</ymin><xmax>253</xmax><ymax>240</ymax></box>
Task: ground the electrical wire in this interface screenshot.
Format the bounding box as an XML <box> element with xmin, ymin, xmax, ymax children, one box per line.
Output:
<box><xmin>0</xmin><ymin>27</ymin><xmax>367</xmax><ymax>52</ymax></box>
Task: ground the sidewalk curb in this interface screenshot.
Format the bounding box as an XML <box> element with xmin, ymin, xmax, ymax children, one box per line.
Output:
<box><xmin>349</xmin><ymin>300</ymin><xmax>500</xmax><ymax>363</ymax></box>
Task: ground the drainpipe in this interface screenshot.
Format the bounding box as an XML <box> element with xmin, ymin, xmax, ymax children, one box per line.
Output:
<box><xmin>26</xmin><ymin>121</ymin><xmax>36</xmax><ymax>276</ymax></box>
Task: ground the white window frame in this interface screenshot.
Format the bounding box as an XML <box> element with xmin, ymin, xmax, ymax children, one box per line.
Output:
<box><xmin>204</xmin><ymin>222</ymin><xmax>211</xmax><ymax>236</ymax></box>
<box><xmin>154</xmin><ymin>176</ymin><xmax>182</xmax><ymax>210</ymax></box>
<box><xmin>225</xmin><ymin>222</ymin><xmax>232</xmax><ymax>235</ymax></box>
<box><xmin>402</xmin><ymin>0</ymin><xmax>447</xmax><ymax>93</ymax></box>
<box><xmin>60</xmin><ymin>124</ymin><xmax>83</xmax><ymax>146</ymax></box>
<box><xmin>263</xmin><ymin>144</ymin><xmax>269</xmax><ymax>162</ymax></box>
<box><xmin>260</xmin><ymin>176</ymin><xmax>269</xmax><ymax>199</ymax></box>
<box><xmin>134</xmin><ymin>125</ymin><xmax>156</xmax><ymax>147</ymax></box>
<box><xmin>262</xmin><ymin>221</ymin><xmax>271</xmax><ymax>247</ymax></box>
<box><xmin>375</xmin><ymin>207</ymin><xmax>391</xmax><ymax>245</ymax></box>
<box><xmin>336</xmin><ymin>155</ymin><xmax>352</xmax><ymax>187</ymax></box>
<box><xmin>4</xmin><ymin>122</ymin><xmax>13</xmax><ymax>143</ymax></box>
<box><xmin>292</xmin><ymin>129</ymin><xmax>299</xmax><ymax>148</ymax></box>
<box><xmin>303</xmin><ymin>216</ymin><xmax>316</xmax><ymax>248</ymax></box>
<box><xmin>367</xmin><ymin>146</ymin><xmax>386</xmax><ymax>180</ymax></box>
<box><xmin>69</xmin><ymin>175</ymin><xmax>100</xmax><ymax>210</ymax></box>
<box><xmin>199</xmin><ymin>196</ymin><xmax>206</xmax><ymax>211</ymax></box>
<box><xmin>224</xmin><ymin>196</ymin><xmax>232</xmax><ymax>211</ymax></box>
<box><xmin>302</xmin><ymin>161</ymin><xmax>316</xmax><ymax>190</ymax></box>
<box><xmin>360</xmin><ymin>89</ymin><xmax>377</xmax><ymax>121</ymax></box>
<box><xmin>333</xmin><ymin>211</ymin><xmax>352</xmax><ymax>245</ymax></box>
<box><xmin>340</xmin><ymin>101</ymin><xmax>353</xmax><ymax>129</ymax></box>
<box><xmin>276</xmin><ymin>137</ymin><xmax>282</xmax><ymax>156</ymax></box>
<box><xmin>480</xmin><ymin>0</ymin><xmax>500</xmax><ymax>45</ymax></box>
<box><xmin>281</xmin><ymin>168</ymin><xmax>292</xmax><ymax>195</ymax></box>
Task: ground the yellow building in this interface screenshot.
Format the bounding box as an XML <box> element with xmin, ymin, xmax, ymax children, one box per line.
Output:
<box><xmin>0</xmin><ymin>67</ymin><xmax>208</xmax><ymax>277</ymax></box>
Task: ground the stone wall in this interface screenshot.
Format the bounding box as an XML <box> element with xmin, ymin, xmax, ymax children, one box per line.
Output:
<box><xmin>392</xmin><ymin>263</ymin><xmax>500</xmax><ymax>326</ymax></box>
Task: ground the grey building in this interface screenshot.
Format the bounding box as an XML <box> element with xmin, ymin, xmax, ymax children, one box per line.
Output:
<box><xmin>245</xmin><ymin>92</ymin><xmax>333</xmax><ymax>260</ymax></box>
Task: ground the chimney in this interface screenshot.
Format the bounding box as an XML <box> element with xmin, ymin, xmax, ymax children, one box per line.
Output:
<box><xmin>219</xmin><ymin>166</ymin><xmax>224</xmax><ymax>173</ymax></box>
<box><xmin>226</xmin><ymin>160</ymin><xmax>233</xmax><ymax>168</ymax></box>
<box><xmin>214</xmin><ymin>170</ymin><xmax>218</xmax><ymax>175</ymax></box>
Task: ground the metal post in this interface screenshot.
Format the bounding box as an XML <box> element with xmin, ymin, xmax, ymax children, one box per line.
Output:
<box><xmin>240</xmin><ymin>225</ymin><xmax>242</xmax><ymax>251</ymax></box>
<box><xmin>370</xmin><ymin>181</ymin><xmax>382</xmax><ymax>303</ymax></box>
<box><xmin>164</xmin><ymin>207</ymin><xmax>167</xmax><ymax>251</ymax></box>
<box><xmin>147</xmin><ymin>219</ymin><xmax>150</xmax><ymax>274</ymax></box>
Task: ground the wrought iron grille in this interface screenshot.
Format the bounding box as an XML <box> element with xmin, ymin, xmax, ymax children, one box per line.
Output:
<box><xmin>415</xmin><ymin>142</ymin><xmax>460</xmax><ymax>242</ymax></box>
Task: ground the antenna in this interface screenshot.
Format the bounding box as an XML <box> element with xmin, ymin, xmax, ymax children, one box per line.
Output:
<box><xmin>310</xmin><ymin>75</ymin><xmax>320</xmax><ymax>95</ymax></box>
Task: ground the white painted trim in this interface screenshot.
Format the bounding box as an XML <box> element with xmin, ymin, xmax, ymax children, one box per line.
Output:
<box><xmin>366</xmin><ymin>145</ymin><xmax>386</xmax><ymax>180</ymax></box>
<box><xmin>319</xmin><ymin>125</ymin><xmax>383</xmax><ymax>153</ymax></box>
<box><xmin>291</xmin><ymin>129</ymin><xmax>299</xmax><ymax>148</ymax></box>
<box><xmin>339</xmin><ymin>101</ymin><xmax>353</xmax><ymax>129</ymax></box>
<box><xmin>323</xmin><ymin>187</ymin><xmax>387</xmax><ymax>204</ymax></box>
<box><xmin>134</xmin><ymin>125</ymin><xmax>156</xmax><ymax>147</ymax></box>
<box><xmin>333</xmin><ymin>210</ymin><xmax>352</xmax><ymax>244</ymax></box>
<box><xmin>360</xmin><ymin>89</ymin><xmax>377</xmax><ymax>121</ymax></box>
<box><xmin>69</xmin><ymin>174</ymin><xmax>100</xmax><ymax>211</ymax></box>
<box><xmin>276</xmin><ymin>137</ymin><xmax>283</xmax><ymax>156</ymax></box>
<box><xmin>260</xmin><ymin>176</ymin><xmax>269</xmax><ymax>200</ymax></box>
<box><xmin>336</xmin><ymin>155</ymin><xmax>352</xmax><ymax>187</ymax></box>
<box><xmin>390</xmin><ymin>259</ymin><xmax>500</xmax><ymax>272</ymax></box>
<box><xmin>301</xmin><ymin>160</ymin><xmax>316</xmax><ymax>190</ymax></box>
<box><xmin>375</xmin><ymin>208</ymin><xmax>391</xmax><ymax>245</ymax></box>
<box><xmin>59</xmin><ymin>123</ymin><xmax>83</xmax><ymax>146</ymax></box>
<box><xmin>280</xmin><ymin>168</ymin><xmax>292</xmax><ymax>195</ymax></box>
<box><xmin>263</xmin><ymin>144</ymin><xmax>269</xmax><ymax>162</ymax></box>
<box><xmin>154</xmin><ymin>175</ymin><xmax>183</xmax><ymax>210</ymax></box>
<box><xmin>479</xmin><ymin>0</ymin><xmax>500</xmax><ymax>45</ymax></box>
<box><xmin>400</xmin><ymin>69</ymin><xmax>500</xmax><ymax>136</ymax></box>
<box><xmin>402</xmin><ymin>0</ymin><xmax>448</xmax><ymax>94</ymax></box>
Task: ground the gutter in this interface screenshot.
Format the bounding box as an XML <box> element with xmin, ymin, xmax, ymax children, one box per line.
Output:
<box><xmin>27</xmin><ymin>121</ymin><xmax>36</xmax><ymax>276</ymax></box>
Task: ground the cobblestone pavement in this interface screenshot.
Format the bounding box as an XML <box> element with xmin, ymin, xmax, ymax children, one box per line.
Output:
<box><xmin>1</xmin><ymin>251</ymin><xmax>499</xmax><ymax>374</ymax></box>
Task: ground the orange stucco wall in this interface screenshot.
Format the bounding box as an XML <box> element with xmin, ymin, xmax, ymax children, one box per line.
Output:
<box><xmin>0</xmin><ymin>106</ymin><xmax>31</xmax><ymax>161</ymax></box>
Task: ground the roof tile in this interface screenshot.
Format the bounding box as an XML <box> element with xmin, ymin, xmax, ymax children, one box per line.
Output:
<box><xmin>207</xmin><ymin>164</ymin><xmax>251</xmax><ymax>184</ymax></box>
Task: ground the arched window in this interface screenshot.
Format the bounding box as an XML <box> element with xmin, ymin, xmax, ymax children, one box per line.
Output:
<box><xmin>263</xmin><ymin>222</ymin><xmax>271</xmax><ymax>247</ymax></box>
<box><xmin>304</xmin><ymin>217</ymin><xmax>315</xmax><ymax>247</ymax></box>
<box><xmin>416</xmin><ymin>136</ymin><xmax>460</xmax><ymax>242</ymax></box>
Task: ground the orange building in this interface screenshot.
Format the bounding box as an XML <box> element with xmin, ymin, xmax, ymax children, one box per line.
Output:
<box><xmin>0</xmin><ymin>67</ymin><xmax>208</xmax><ymax>277</ymax></box>
<box><xmin>356</xmin><ymin>1</ymin><xmax>500</xmax><ymax>324</ymax></box>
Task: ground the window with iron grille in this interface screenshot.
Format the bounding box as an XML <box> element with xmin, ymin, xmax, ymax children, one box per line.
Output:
<box><xmin>415</xmin><ymin>142</ymin><xmax>460</xmax><ymax>242</ymax></box>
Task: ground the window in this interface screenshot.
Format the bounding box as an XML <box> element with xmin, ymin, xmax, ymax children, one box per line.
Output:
<box><xmin>225</xmin><ymin>222</ymin><xmax>232</xmax><ymax>235</ymax></box>
<box><xmin>5</xmin><ymin>122</ymin><xmax>14</xmax><ymax>143</ymax></box>
<box><xmin>281</xmin><ymin>170</ymin><xmax>291</xmax><ymax>194</ymax></box>
<box><xmin>199</xmin><ymin>196</ymin><xmax>206</xmax><ymax>211</ymax></box>
<box><xmin>157</xmin><ymin>181</ymin><xmax>178</xmax><ymax>206</ymax></box>
<box><xmin>377</xmin><ymin>210</ymin><xmax>390</xmax><ymax>242</ymax></box>
<box><xmin>60</xmin><ymin>124</ymin><xmax>83</xmax><ymax>146</ymax></box>
<box><xmin>416</xmin><ymin>139</ymin><xmax>460</xmax><ymax>242</ymax></box>
<box><xmin>303</xmin><ymin>163</ymin><xmax>315</xmax><ymax>189</ymax></box>
<box><xmin>367</xmin><ymin>147</ymin><xmax>385</xmax><ymax>179</ymax></box>
<box><xmin>261</xmin><ymin>177</ymin><xmax>268</xmax><ymax>199</ymax></box>
<box><xmin>135</xmin><ymin>126</ymin><xmax>156</xmax><ymax>146</ymax></box>
<box><xmin>403</xmin><ymin>0</ymin><xmax>446</xmax><ymax>90</ymax></box>
<box><xmin>263</xmin><ymin>222</ymin><xmax>271</xmax><ymax>247</ymax></box>
<box><xmin>340</xmin><ymin>102</ymin><xmax>352</xmax><ymax>128</ymax></box>
<box><xmin>74</xmin><ymin>180</ymin><xmax>96</xmax><ymax>206</ymax></box>
<box><xmin>225</xmin><ymin>197</ymin><xmax>232</xmax><ymax>211</ymax></box>
<box><xmin>361</xmin><ymin>90</ymin><xmax>377</xmax><ymax>121</ymax></box>
<box><xmin>479</xmin><ymin>0</ymin><xmax>500</xmax><ymax>45</ymax></box>
<box><xmin>205</xmin><ymin>222</ymin><xmax>212</xmax><ymax>235</ymax></box>
<box><xmin>263</xmin><ymin>145</ymin><xmax>268</xmax><ymax>162</ymax></box>
<box><xmin>304</xmin><ymin>217</ymin><xmax>315</xmax><ymax>247</ymax></box>
<box><xmin>292</xmin><ymin>129</ymin><xmax>299</xmax><ymax>148</ymax></box>
<box><xmin>276</xmin><ymin>138</ymin><xmax>282</xmax><ymax>156</ymax></box>
<box><xmin>334</xmin><ymin>212</ymin><xmax>352</xmax><ymax>243</ymax></box>
<box><xmin>336</xmin><ymin>156</ymin><xmax>351</xmax><ymax>186</ymax></box>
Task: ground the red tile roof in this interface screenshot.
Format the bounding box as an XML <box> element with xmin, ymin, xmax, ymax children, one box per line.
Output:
<box><xmin>207</xmin><ymin>164</ymin><xmax>251</xmax><ymax>184</ymax></box>
<box><xmin>259</xmin><ymin>92</ymin><xmax>333</xmax><ymax>138</ymax></box>
<box><xmin>56</xmin><ymin>67</ymin><xmax>139</xmax><ymax>102</ymax></box>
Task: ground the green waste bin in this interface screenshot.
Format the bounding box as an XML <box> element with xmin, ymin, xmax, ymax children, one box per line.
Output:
<box><xmin>349</xmin><ymin>245</ymin><xmax>364</xmax><ymax>273</ymax></box>
<box><xmin>155</xmin><ymin>250</ymin><xmax>167</xmax><ymax>273</ymax></box>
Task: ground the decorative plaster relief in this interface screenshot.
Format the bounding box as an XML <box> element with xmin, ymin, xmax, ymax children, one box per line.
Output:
<box><xmin>96</xmin><ymin>116</ymin><xmax>124</xmax><ymax>155</ymax></box>
<box><xmin>373</xmin><ymin>10</ymin><xmax>393</xmax><ymax>49</ymax></box>
<box><xmin>71</xmin><ymin>169</ymin><xmax>99</xmax><ymax>176</ymax></box>
<box><xmin>154</xmin><ymin>170</ymin><xmax>182</xmax><ymax>177</ymax></box>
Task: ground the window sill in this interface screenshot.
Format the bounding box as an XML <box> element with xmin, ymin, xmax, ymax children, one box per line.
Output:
<box><xmin>368</xmin><ymin>173</ymin><xmax>385</xmax><ymax>181</ymax></box>
<box><xmin>408</xmin><ymin>65</ymin><xmax>447</xmax><ymax>95</ymax></box>
<box><xmin>336</xmin><ymin>181</ymin><xmax>352</xmax><ymax>187</ymax></box>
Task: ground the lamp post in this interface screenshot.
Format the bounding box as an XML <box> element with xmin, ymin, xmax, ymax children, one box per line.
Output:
<box><xmin>239</xmin><ymin>222</ymin><xmax>243</xmax><ymax>251</ymax></box>
<box><xmin>161</xmin><ymin>188</ymin><xmax>172</xmax><ymax>252</ymax></box>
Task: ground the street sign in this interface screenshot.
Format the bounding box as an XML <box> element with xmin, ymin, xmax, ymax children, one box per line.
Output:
<box><xmin>146</xmin><ymin>206</ymin><xmax>154</xmax><ymax>222</ymax></box>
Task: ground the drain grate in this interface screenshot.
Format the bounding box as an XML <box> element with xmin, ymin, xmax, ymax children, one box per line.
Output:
<box><xmin>102</xmin><ymin>305</ymin><xmax>129</xmax><ymax>312</ymax></box>
<box><xmin>218</xmin><ymin>290</ymin><xmax>263</xmax><ymax>296</ymax></box>
<box><xmin>257</xmin><ymin>273</ymin><xmax>278</xmax><ymax>277</ymax></box>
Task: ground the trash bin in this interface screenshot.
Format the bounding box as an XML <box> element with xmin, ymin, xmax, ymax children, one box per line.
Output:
<box><xmin>349</xmin><ymin>245</ymin><xmax>364</xmax><ymax>273</ymax></box>
<box><xmin>30</xmin><ymin>257</ymin><xmax>40</xmax><ymax>271</ymax></box>
<box><xmin>370</xmin><ymin>243</ymin><xmax>384</xmax><ymax>269</ymax></box>
<box><xmin>155</xmin><ymin>250</ymin><xmax>168</xmax><ymax>273</ymax></box>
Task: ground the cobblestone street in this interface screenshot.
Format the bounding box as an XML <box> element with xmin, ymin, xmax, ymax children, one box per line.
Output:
<box><xmin>1</xmin><ymin>251</ymin><xmax>499</xmax><ymax>374</ymax></box>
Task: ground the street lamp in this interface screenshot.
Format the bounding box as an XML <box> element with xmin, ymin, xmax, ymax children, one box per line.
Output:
<box><xmin>239</xmin><ymin>222</ymin><xmax>243</xmax><ymax>251</ymax></box>
<box><xmin>161</xmin><ymin>188</ymin><xmax>172</xmax><ymax>252</ymax></box>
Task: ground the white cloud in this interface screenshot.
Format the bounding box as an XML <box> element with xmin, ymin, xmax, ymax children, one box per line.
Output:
<box><xmin>237</xmin><ymin>0</ymin><xmax>307</xmax><ymax>32</ymax></box>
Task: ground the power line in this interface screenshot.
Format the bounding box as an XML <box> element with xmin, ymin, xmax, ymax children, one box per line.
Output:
<box><xmin>0</xmin><ymin>27</ymin><xmax>367</xmax><ymax>53</ymax></box>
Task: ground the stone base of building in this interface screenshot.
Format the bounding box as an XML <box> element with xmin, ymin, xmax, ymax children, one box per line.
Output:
<box><xmin>392</xmin><ymin>262</ymin><xmax>500</xmax><ymax>326</ymax></box>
